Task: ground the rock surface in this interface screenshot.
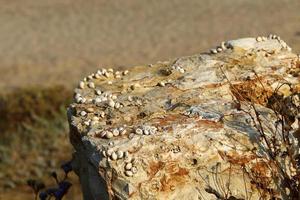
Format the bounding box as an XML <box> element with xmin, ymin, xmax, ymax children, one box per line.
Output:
<box><xmin>68</xmin><ymin>36</ymin><xmax>299</xmax><ymax>200</ymax></box>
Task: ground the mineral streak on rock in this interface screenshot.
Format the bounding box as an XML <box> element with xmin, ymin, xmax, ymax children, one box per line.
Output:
<box><xmin>68</xmin><ymin>36</ymin><xmax>299</xmax><ymax>199</ymax></box>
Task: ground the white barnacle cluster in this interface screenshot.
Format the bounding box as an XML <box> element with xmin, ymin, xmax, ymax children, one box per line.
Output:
<box><xmin>134</xmin><ymin>125</ymin><xmax>157</xmax><ymax>136</ymax></box>
<box><xmin>102</xmin><ymin>148</ymin><xmax>129</xmax><ymax>161</ymax></box>
<box><xmin>256</xmin><ymin>34</ymin><xmax>292</xmax><ymax>51</ymax></box>
<box><xmin>123</xmin><ymin>157</ymin><xmax>138</xmax><ymax>177</ymax></box>
<box><xmin>210</xmin><ymin>41</ymin><xmax>228</xmax><ymax>54</ymax></box>
<box><xmin>268</xmin><ymin>34</ymin><xmax>292</xmax><ymax>51</ymax></box>
<box><xmin>74</xmin><ymin>67</ymin><xmax>130</xmax><ymax>104</ymax></box>
<box><xmin>77</xmin><ymin>107</ymin><xmax>105</xmax><ymax>128</ymax></box>
<box><xmin>97</xmin><ymin>126</ymin><xmax>127</xmax><ymax>139</ymax></box>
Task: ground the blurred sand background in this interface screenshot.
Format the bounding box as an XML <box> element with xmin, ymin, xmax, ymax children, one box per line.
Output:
<box><xmin>1</xmin><ymin>0</ymin><xmax>300</xmax><ymax>91</ymax></box>
<box><xmin>0</xmin><ymin>0</ymin><xmax>299</xmax><ymax>199</ymax></box>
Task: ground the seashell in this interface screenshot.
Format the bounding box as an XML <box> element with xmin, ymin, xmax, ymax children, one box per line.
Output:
<box><xmin>115</xmin><ymin>74</ymin><xmax>121</xmax><ymax>79</ymax></box>
<box><xmin>123</xmin><ymin>70</ymin><xmax>129</xmax><ymax>75</ymax></box>
<box><xmin>108</xmin><ymin>68</ymin><xmax>114</xmax><ymax>73</ymax></box>
<box><xmin>268</xmin><ymin>34</ymin><xmax>273</xmax><ymax>39</ymax></box>
<box><xmin>120</xmin><ymin>129</ymin><xmax>127</xmax><ymax>135</ymax></box>
<box><xmin>149</xmin><ymin>128</ymin><xmax>156</xmax><ymax>135</ymax></box>
<box><xmin>87</xmin><ymin>75</ymin><xmax>93</xmax><ymax>80</ymax></box>
<box><xmin>114</xmin><ymin>102</ymin><xmax>120</xmax><ymax>109</ymax></box>
<box><xmin>143</xmin><ymin>129</ymin><xmax>150</xmax><ymax>135</ymax></box>
<box><xmin>75</xmin><ymin>93</ymin><xmax>81</xmax><ymax>99</ymax></box>
<box><xmin>135</xmin><ymin>128</ymin><xmax>143</xmax><ymax>135</ymax></box>
<box><xmin>94</xmin><ymin>73</ymin><xmax>101</xmax><ymax>79</ymax></box>
<box><xmin>76</xmin><ymin>97</ymin><xmax>82</xmax><ymax>103</ymax></box>
<box><xmin>131</xmin><ymin>166</ymin><xmax>138</xmax><ymax>174</ymax></box>
<box><xmin>84</xmin><ymin>121</ymin><xmax>90</xmax><ymax>126</ymax></box>
<box><xmin>102</xmin><ymin>150</ymin><xmax>107</xmax><ymax>157</ymax></box>
<box><xmin>179</xmin><ymin>68</ymin><xmax>185</xmax><ymax>74</ymax></box>
<box><xmin>79</xmin><ymin>81</ymin><xmax>85</xmax><ymax>89</ymax></box>
<box><xmin>107</xmin><ymin>148</ymin><xmax>114</xmax><ymax>156</ymax></box>
<box><xmin>108</xmin><ymin>81</ymin><xmax>113</xmax><ymax>85</ymax></box>
<box><xmin>158</xmin><ymin>81</ymin><xmax>165</xmax><ymax>87</ymax></box>
<box><xmin>128</xmin><ymin>96</ymin><xmax>133</xmax><ymax>102</ymax></box>
<box><xmin>108</xmin><ymin>141</ymin><xmax>114</xmax><ymax>146</ymax></box>
<box><xmin>256</xmin><ymin>36</ymin><xmax>262</xmax><ymax>42</ymax></box>
<box><xmin>94</xmin><ymin>97</ymin><xmax>101</xmax><ymax>104</ymax></box>
<box><xmin>108</xmin><ymin>100</ymin><xmax>115</xmax><ymax>108</ymax></box>
<box><xmin>95</xmin><ymin>90</ymin><xmax>102</xmax><ymax>95</ymax></box>
<box><xmin>100</xmin><ymin>131</ymin><xmax>107</xmax><ymax>138</ymax></box>
<box><xmin>96</xmin><ymin>70</ymin><xmax>102</xmax><ymax>75</ymax></box>
<box><xmin>124</xmin><ymin>155</ymin><xmax>132</xmax><ymax>163</ymax></box>
<box><xmin>80</xmin><ymin>111</ymin><xmax>87</xmax><ymax>116</ymax></box>
<box><xmin>106</xmin><ymin>131</ymin><xmax>114</xmax><ymax>139</ymax></box>
<box><xmin>111</xmin><ymin>95</ymin><xmax>117</xmax><ymax>100</ymax></box>
<box><xmin>125</xmin><ymin>170</ymin><xmax>133</xmax><ymax>177</ymax></box>
<box><xmin>130</xmin><ymin>83</ymin><xmax>140</xmax><ymax>90</ymax></box>
<box><xmin>104</xmin><ymin>72</ymin><xmax>110</xmax><ymax>78</ymax></box>
<box><xmin>100</xmin><ymin>111</ymin><xmax>105</xmax><ymax>118</ymax></box>
<box><xmin>125</xmin><ymin>163</ymin><xmax>133</xmax><ymax>170</ymax></box>
<box><xmin>124</xmin><ymin>151</ymin><xmax>129</xmax><ymax>158</ymax></box>
<box><xmin>112</xmin><ymin>129</ymin><xmax>120</xmax><ymax>136</ymax></box>
<box><xmin>116</xmin><ymin>150</ymin><xmax>124</xmax><ymax>159</ymax></box>
<box><xmin>81</xmin><ymin>98</ymin><xmax>87</xmax><ymax>103</ymax></box>
<box><xmin>216</xmin><ymin>47</ymin><xmax>223</xmax><ymax>52</ymax></box>
<box><xmin>210</xmin><ymin>49</ymin><xmax>218</xmax><ymax>54</ymax></box>
<box><xmin>111</xmin><ymin>152</ymin><xmax>118</xmax><ymax>160</ymax></box>
<box><xmin>221</xmin><ymin>42</ymin><xmax>227</xmax><ymax>50</ymax></box>
<box><xmin>88</xmin><ymin>82</ymin><xmax>95</xmax><ymax>88</ymax></box>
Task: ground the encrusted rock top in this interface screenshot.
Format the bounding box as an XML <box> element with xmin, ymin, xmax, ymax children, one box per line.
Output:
<box><xmin>68</xmin><ymin>35</ymin><xmax>299</xmax><ymax>200</ymax></box>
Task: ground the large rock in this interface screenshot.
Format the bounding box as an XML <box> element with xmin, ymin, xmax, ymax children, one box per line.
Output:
<box><xmin>68</xmin><ymin>35</ymin><xmax>299</xmax><ymax>199</ymax></box>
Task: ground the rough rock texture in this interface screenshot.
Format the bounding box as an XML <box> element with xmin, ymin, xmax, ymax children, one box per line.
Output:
<box><xmin>68</xmin><ymin>36</ymin><xmax>300</xmax><ymax>200</ymax></box>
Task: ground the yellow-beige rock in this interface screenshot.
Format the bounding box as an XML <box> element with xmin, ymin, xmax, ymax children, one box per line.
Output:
<box><xmin>68</xmin><ymin>36</ymin><xmax>299</xmax><ymax>200</ymax></box>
